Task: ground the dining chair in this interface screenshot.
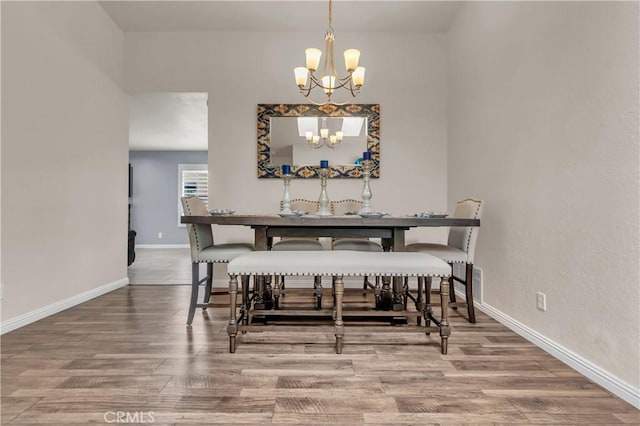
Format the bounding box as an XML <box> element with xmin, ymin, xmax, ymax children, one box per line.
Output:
<box><xmin>330</xmin><ymin>199</ymin><xmax>383</xmax><ymax>295</ymax></box>
<box><xmin>181</xmin><ymin>195</ymin><xmax>254</xmax><ymax>325</ymax></box>
<box><xmin>406</xmin><ymin>198</ymin><xmax>484</xmax><ymax>323</ymax></box>
<box><xmin>272</xmin><ymin>199</ymin><xmax>324</xmax><ymax>308</ymax></box>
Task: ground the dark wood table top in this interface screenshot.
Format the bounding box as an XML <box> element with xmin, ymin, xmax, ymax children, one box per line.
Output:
<box><xmin>181</xmin><ymin>214</ymin><xmax>480</xmax><ymax>228</ymax></box>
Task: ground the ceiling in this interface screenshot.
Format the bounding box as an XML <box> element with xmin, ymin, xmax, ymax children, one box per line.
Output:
<box><xmin>100</xmin><ymin>1</ymin><xmax>461</xmax><ymax>33</ymax></box>
<box><xmin>129</xmin><ymin>93</ymin><xmax>208</xmax><ymax>151</ymax></box>
<box><xmin>116</xmin><ymin>1</ymin><xmax>460</xmax><ymax>151</ymax></box>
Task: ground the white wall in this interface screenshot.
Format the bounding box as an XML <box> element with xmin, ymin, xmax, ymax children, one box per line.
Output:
<box><xmin>1</xmin><ymin>2</ymin><xmax>128</xmax><ymax>324</ymax></box>
<box><xmin>124</xmin><ymin>31</ymin><xmax>449</xmax><ymax>245</ymax></box>
<box><xmin>448</xmin><ymin>1</ymin><xmax>639</xmax><ymax>403</ymax></box>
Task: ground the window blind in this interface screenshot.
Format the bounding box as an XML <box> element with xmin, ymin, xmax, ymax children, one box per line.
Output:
<box><xmin>181</xmin><ymin>170</ymin><xmax>208</xmax><ymax>206</ymax></box>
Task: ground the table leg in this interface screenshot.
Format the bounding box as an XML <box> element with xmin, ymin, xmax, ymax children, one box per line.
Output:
<box><xmin>254</xmin><ymin>227</ymin><xmax>268</xmax><ymax>251</ymax></box>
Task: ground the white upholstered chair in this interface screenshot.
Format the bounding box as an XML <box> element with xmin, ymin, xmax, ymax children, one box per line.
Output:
<box><xmin>406</xmin><ymin>198</ymin><xmax>484</xmax><ymax>323</ymax></box>
<box><xmin>272</xmin><ymin>199</ymin><xmax>324</xmax><ymax>251</ymax></box>
<box><xmin>330</xmin><ymin>199</ymin><xmax>383</xmax><ymax>294</ymax></box>
<box><xmin>181</xmin><ymin>196</ymin><xmax>254</xmax><ymax>325</ymax></box>
<box><xmin>331</xmin><ymin>199</ymin><xmax>383</xmax><ymax>251</ymax></box>
<box><xmin>271</xmin><ymin>199</ymin><xmax>324</xmax><ymax>308</ymax></box>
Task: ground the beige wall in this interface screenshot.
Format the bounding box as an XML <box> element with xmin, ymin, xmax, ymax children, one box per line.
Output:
<box><xmin>448</xmin><ymin>1</ymin><xmax>639</xmax><ymax>398</ymax></box>
<box><xmin>124</xmin><ymin>31</ymin><xmax>450</xmax><ymax>245</ymax></box>
<box><xmin>1</xmin><ymin>2</ymin><xmax>128</xmax><ymax>322</ymax></box>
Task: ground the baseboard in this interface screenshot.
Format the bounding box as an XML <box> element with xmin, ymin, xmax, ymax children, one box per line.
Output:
<box><xmin>1</xmin><ymin>277</ymin><xmax>129</xmax><ymax>335</ymax></box>
<box><xmin>472</xmin><ymin>296</ymin><xmax>640</xmax><ymax>409</ymax></box>
<box><xmin>136</xmin><ymin>244</ymin><xmax>189</xmax><ymax>249</ymax></box>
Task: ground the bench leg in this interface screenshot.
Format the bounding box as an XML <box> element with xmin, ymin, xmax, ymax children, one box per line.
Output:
<box><xmin>439</xmin><ymin>276</ymin><xmax>451</xmax><ymax>354</ymax></box>
<box><xmin>227</xmin><ymin>274</ymin><xmax>239</xmax><ymax>353</ymax></box>
<box><xmin>334</xmin><ymin>275</ymin><xmax>345</xmax><ymax>354</ymax></box>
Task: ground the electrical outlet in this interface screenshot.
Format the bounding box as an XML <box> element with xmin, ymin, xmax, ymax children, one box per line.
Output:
<box><xmin>158</xmin><ymin>232</ymin><xmax>163</xmax><ymax>239</ymax></box>
<box><xmin>536</xmin><ymin>292</ymin><xmax>547</xmax><ymax>311</ymax></box>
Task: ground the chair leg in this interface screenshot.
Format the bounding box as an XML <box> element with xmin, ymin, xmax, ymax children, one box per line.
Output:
<box><xmin>465</xmin><ymin>263</ymin><xmax>476</xmax><ymax>323</ymax></box>
<box><xmin>314</xmin><ymin>276</ymin><xmax>323</xmax><ymax>309</ymax></box>
<box><xmin>187</xmin><ymin>263</ymin><xmax>199</xmax><ymax>325</ymax></box>
<box><xmin>363</xmin><ymin>275</ymin><xmax>368</xmax><ymax>296</ymax></box>
<box><xmin>203</xmin><ymin>262</ymin><xmax>213</xmax><ymax>309</ymax></box>
<box><xmin>241</xmin><ymin>275</ymin><xmax>250</xmax><ymax>327</ymax></box>
<box><xmin>416</xmin><ymin>277</ymin><xmax>424</xmax><ymax>326</ymax></box>
<box><xmin>273</xmin><ymin>275</ymin><xmax>281</xmax><ymax>310</ymax></box>
<box><xmin>424</xmin><ymin>276</ymin><xmax>433</xmax><ymax>333</ymax></box>
<box><xmin>403</xmin><ymin>277</ymin><xmax>409</xmax><ymax>310</ymax></box>
<box><xmin>448</xmin><ymin>263</ymin><xmax>457</xmax><ymax>307</ymax></box>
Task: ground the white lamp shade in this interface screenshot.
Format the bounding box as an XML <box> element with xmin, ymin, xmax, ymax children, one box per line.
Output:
<box><xmin>344</xmin><ymin>49</ymin><xmax>360</xmax><ymax>72</ymax></box>
<box><xmin>321</xmin><ymin>75</ymin><xmax>336</xmax><ymax>94</ymax></box>
<box><xmin>305</xmin><ymin>131</ymin><xmax>313</xmax><ymax>141</ymax></box>
<box><xmin>305</xmin><ymin>48</ymin><xmax>322</xmax><ymax>71</ymax></box>
<box><xmin>353</xmin><ymin>67</ymin><xmax>365</xmax><ymax>86</ymax></box>
<box><xmin>335</xmin><ymin>130</ymin><xmax>344</xmax><ymax>141</ymax></box>
<box><xmin>312</xmin><ymin>135</ymin><xmax>320</xmax><ymax>144</ymax></box>
<box><xmin>320</xmin><ymin>128</ymin><xmax>329</xmax><ymax>139</ymax></box>
<box><xmin>294</xmin><ymin>67</ymin><xmax>308</xmax><ymax>86</ymax></box>
<box><xmin>329</xmin><ymin>135</ymin><xmax>337</xmax><ymax>144</ymax></box>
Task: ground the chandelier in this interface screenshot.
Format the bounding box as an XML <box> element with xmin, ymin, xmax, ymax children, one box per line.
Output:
<box><xmin>305</xmin><ymin>118</ymin><xmax>343</xmax><ymax>149</ymax></box>
<box><xmin>293</xmin><ymin>0</ymin><xmax>365</xmax><ymax>105</ymax></box>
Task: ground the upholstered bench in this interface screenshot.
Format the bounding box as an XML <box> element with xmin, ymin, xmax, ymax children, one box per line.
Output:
<box><xmin>226</xmin><ymin>250</ymin><xmax>452</xmax><ymax>354</ymax></box>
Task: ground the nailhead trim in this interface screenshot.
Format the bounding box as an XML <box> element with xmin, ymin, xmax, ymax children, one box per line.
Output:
<box><xmin>457</xmin><ymin>198</ymin><xmax>482</xmax><ymax>258</ymax></box>
<box><xmin>228</xmin><ymin>271</ymin><xmax>451</xmax><ymax>277</ymax></box>
<box><xmin>183</xmin><ymin>196</ymin><xmax>203</xmax><ymax>252</ymax></box>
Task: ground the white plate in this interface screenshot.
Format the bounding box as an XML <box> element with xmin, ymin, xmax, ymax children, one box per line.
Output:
<box><xmin>278</xmin><ymin>211</ymin><xmax>304</xmax><ymax>218</ymax></box>
<box><xmin>209</xmin><ymin>209</ymin><xmax>235</xmax><ymax>216</ymax></box>
<box><xmin>415</xmin><ymin>212</ymin><xmax>448</xmax><ymax>218</ymax></box>
<box><xmin>359</xmin><ymin>212</ymin><xmax>387</xmax><ymax>219</ymax></box>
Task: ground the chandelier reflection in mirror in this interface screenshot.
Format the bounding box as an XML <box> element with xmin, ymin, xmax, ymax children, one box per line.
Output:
<box><xmin>297</xmin><ymin>116</ymin><xmax>364</xmax><ymax>149</ymax></box>
<box><xmin>305</xmin><ymin>117</ymin><xmax>343</xmax><ymax>149</ymax></box>
<box><xmin>293</xmin><ymin>0</ymin><xmax>365</xmax><ymax>106</ymax></box>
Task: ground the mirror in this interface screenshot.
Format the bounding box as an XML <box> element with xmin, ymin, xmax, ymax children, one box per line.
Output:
<box><xmin>257</xmin><ymin>104</ymin><xmax>380</xmax><ymax>178</ymax></box>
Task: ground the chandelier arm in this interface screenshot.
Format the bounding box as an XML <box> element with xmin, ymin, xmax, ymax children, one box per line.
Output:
<box><xmin>308</xmin><ymin>72</ymin><xmax>357</xmax><ymax>93</ymax></box>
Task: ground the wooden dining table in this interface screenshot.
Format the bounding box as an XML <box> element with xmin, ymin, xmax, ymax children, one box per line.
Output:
<box><xmin>181</xmin><ymin>214</ymin><xmax>479</xmax><ymax>250</ymax></box>
<box><xmin>181</xmin><ymin>214</ymin><xmax>480</xmax><ymax>310</ymax></box>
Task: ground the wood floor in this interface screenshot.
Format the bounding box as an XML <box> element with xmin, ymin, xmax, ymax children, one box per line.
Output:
<box><xmin>2</xmin><ymin>250</ymin><xmax>638</xmax><ymax>424</ymax></box>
